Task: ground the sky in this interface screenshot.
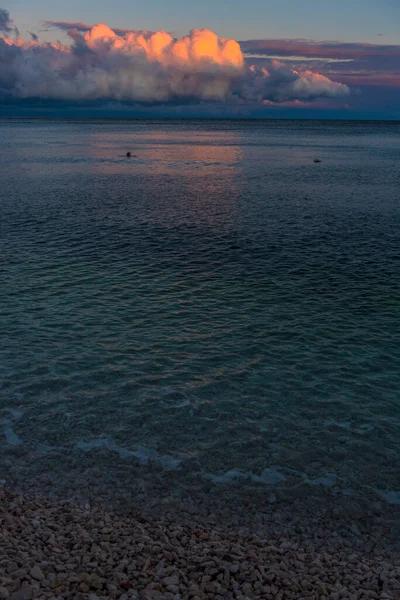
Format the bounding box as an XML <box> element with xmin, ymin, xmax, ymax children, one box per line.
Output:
<box><xmin>9</xmin><ymin>0</ymin><xmax>400</xmax><ymax>44</ymax></box>
<box><xmin>1</xmin><ymin>0</ymin><xmax>399</xmax><ymax>119</ymax></box>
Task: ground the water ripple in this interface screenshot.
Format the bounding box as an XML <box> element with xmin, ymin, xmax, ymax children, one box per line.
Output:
<box><xmin>1</xmin><ymin>119</ymin><xmax>400</xmax><ymax>523</ymax></box>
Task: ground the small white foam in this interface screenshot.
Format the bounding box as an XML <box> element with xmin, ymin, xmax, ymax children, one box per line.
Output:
<box><xmin>37</xmin><ymin>443</ymin><xmax>59</xmax><ymax>455</ymax></box>
<box><xmin>253</xmin><ymin>466</ymin><xmax>286</xmax><ymax>485</ymax></box>
<box><xmin>177</xmin><ymin>398</ymin><xmax>191</xmax><ymax>408</ymax></box>
<box><xmin>205</xmin><ymin>466</ymin><xmax>287</xmax><ymax>486</ymax></box>
<box><xmin>306</xmin><ymin>473</ymin><xmax>337</xmax><ymax>488</ymax></box>
<box><xmin>1</xmin><ymin>409</ymin><xmax>23</xmax><ymax>446</ymax></box>
<box><xmin>325</xmin><ymin>420</ymin><xmax>351</xmax><ymax>430</ymax></box>
<box><xmin>3</xmin><ymin>420</ymin><xmax>23</xmax><ymax>446</ymax></box>
<box><xmin>357</xmin><ymin>424</ymin><xmax>375</xmax><ymax>434</ymax></box>
<box><xmin>205</xmin><ymin>465</ymin><xmax>343</xmax><ymax>491</ymax></box>
<box><xmin>325</xmin><ymin>421</ymin><xmax>374</xmax><ymax>435</ymax></box>
<box><xmin>341</xmin><ymin>488</ymin><xmax>356</xmax><ymax>496</ymax></box>
<box><xmin>373</xmin><ymin>489</ymin><xmax>400</xmax><ymax>505</ymax></box>
<box><xmin>76</xmin><ymin>440</ymin><xmax>105</xmax><ymax>452</ymax></box>
<box><xmin>204</xmin><ymin>470</ymin><xmax>251</xmax><ymax>484</ymax></box>
<box><xmin>1</xmin><ymin>409</ymin><xmax>22</xmax><ymax>421</ymax></box>
<box><xmin>76</xmin><ymin>439</ymin><xmax>182</xmax><ymax>470</ymax></box>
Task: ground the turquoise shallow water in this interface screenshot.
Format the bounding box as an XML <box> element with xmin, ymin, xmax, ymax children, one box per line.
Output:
<box><xmin>1</xmin><ymin>118</ymin><xmax>400</xmax><ymax>523</ymax></box>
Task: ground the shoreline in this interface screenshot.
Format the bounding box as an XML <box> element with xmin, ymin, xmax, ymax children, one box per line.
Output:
<box><xmin>1</xmin><ymin>488</ymin><xmax>399</xmax><ymax>599</ymax></box>
<box><xmin>4</xmin><ymin>438</ymin><xmax>400</xmax><ymax>555</ymax></box>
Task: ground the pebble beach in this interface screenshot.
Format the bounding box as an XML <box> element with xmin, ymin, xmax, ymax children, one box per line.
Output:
<box><xmin>1</xmin><ymin>489</ymin><xmax>399</xmax><ymax>600</ymax></box>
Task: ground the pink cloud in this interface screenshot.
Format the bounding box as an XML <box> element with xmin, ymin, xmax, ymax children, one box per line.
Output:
<box><xmin>0</xmin><ymin>19</ymin><xmax>348</xmax><ymax>105</ymax></box>
<box><xmin>240</xmin><ymin>38</ymin><xmax>400</xmax><ymax>93</ymax></box>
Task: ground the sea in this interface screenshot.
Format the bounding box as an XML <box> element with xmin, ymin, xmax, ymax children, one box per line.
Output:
<box><xmin>1</xmin><ymin>118</ymin><xmax>400</xmax><ymax>534</ymax></box>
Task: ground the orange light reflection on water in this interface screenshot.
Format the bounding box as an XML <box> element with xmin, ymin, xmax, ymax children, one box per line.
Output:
<box><xmin>87</xmin><ymin>127</ymin><xmax>244</xmax><ymax>228</ymax></box>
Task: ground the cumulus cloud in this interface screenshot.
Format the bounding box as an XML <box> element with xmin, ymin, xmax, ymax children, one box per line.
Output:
<box><xmin>0</xmin><ymin>7</ymin><xmax>12</xmax><ymax>32</ymax></box>
<box><xmin>238</xmin><ymin>62</ymin><xmax>347</xmax><ymax>103</ymax></box>
<box><xmin>0</xmin><ymin>7</ymin><xmax>18</xmax><ymax>36</ymax></box>
<box><xmin>0</xmin><ymin>12</ymin><xmax>349</xmax><ymax>105</ymax></box>
<box><xmin>240</xmin><ymin>38</ymin><xmax>400</xmax><ymax>89</ymax></box>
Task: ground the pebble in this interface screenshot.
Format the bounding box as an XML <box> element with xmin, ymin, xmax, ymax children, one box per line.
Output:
<box><xmin>29</xmin><ymin>565</ymin><xmax>44</xmax><ymax>581</ymax></box>
<box><xmin>10</xmin><ymin>584</ymin><xmax>32</xmax><ymax>600</ymax></box>
<box><xmin>164</xmin><ymin>576</ymin><xmax>179</xmax><ymax>586</ymax></box>
<box><xmin>6</xmin><ymin>563</ymin><xmax>18</xmax><ymax>574</ymax></box>
<box><xmin>0</xmin><ymin>490</ymin><xmax>399</xmax><ymax>600</ymax></box>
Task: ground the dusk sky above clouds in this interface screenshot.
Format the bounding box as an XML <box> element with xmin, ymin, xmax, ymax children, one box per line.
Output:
<box><xmin>1</xmin><ymin>0</ymin><xmax>399</xmax><ymax>118</ymax></box>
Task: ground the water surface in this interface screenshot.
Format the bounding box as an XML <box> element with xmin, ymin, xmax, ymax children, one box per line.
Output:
<box><xmin>1</xmin><ymin>118</ymin><xmax>400</xmax><ymax>529</ymax></box>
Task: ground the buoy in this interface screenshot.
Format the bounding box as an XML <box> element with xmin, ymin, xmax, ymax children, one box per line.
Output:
<box><xmin>126</xmin><ymin>152</ymin><xmax>131</xmax><ymax>157</ymax></box>
<box><xmin>313</xmin><ymin>159</ymin><xmax>322</xmax><ymax>163</ymax></box>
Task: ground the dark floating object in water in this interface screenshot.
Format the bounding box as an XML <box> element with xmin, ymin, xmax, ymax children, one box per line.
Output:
<box><xmin>313</xmin><ymin>159</ymin><xmax>322</xmax><ymax>163</ymax></box>
<box><xmin>126</xmin><ymin>152</ymin><xmax>131</xmax><ymax>157</ymax></box>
